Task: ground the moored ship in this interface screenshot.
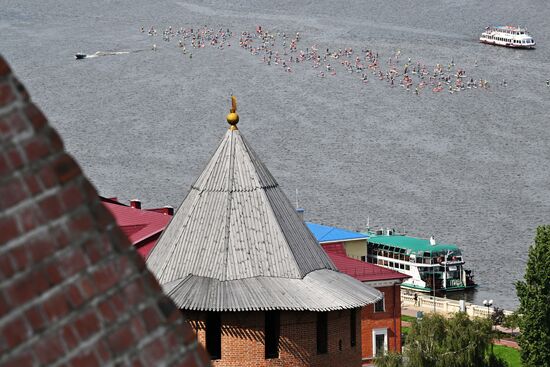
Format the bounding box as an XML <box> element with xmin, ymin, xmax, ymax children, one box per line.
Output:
<box><xmin>363</xmin><ymin>228</ymin><xmax>477</xmax><ymax>293</ymax></box>
<box><xmin>480</xmin><ymin>25</ymin><xmax>535</xmax><ymax>48</ymax></box>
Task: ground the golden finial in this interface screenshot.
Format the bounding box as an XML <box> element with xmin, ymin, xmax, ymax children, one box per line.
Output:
<box><xmin>226</xmin><ymin>95</ymin><xmax>239</xmax><ymax>130</ymax></box>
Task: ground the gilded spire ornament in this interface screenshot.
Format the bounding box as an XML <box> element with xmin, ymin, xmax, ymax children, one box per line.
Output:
<box><xmin>226</xmin><ymin>95</ymin><xmax>239</xmax><ymax>130</ymax></box>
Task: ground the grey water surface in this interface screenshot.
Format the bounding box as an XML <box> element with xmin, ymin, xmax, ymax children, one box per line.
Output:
<box><xmin>2</xmin><ymin>0</ymin><xmax>549</xmax><ymax>310</ymax></box>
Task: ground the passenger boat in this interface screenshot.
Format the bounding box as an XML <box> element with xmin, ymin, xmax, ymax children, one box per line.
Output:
<box><xmin>363</xmin><ymin>228</ymin><xmax>477</xmax><ymax>293</ymax></box>
<box><xmin>480</xmin><ymin>26</ymin><xmax>535</xmax><ymax>48</ymax></box>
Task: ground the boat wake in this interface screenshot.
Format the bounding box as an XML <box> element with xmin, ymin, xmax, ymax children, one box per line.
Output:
<box><xmin>75</xmin><ymin>50</ymin><xmax>144</xmax><ymax>60</ymax></box>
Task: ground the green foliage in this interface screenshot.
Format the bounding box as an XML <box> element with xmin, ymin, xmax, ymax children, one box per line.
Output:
<box><xmin>403</xmin><ymin>312</ymin><xmax>501</xmax><ymax>367</ymax></box>
<box><xmin>405</xmin><ymin>313</ymin><xmax>446</xmax><ymax>367</ymax></box>
<box><xmin>374</xmin><ymin>352</ymin><xmax>404</xmax><ymax>367</ymax></box>
<box><xmin>515</xmin><ymin>225</ymin><xmax>550</xmax><ymax>367</ymax></box>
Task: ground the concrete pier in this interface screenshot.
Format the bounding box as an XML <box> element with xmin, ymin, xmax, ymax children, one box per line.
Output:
<box><xmin>401</xmin><ymin>289</ymin><xmax>514</xmax><ymax>318</ymax></box>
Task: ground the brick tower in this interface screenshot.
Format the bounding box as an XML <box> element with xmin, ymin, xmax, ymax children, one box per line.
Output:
<box><xmin>146</xmin><ymin>97</ymin><xmax>382</xmax><ymax>366</ymax></box>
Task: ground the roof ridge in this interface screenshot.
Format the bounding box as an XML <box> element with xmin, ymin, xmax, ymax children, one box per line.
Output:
<box><xmin>190</xmin><ymin>184</ymin><xmax>279</xmax><ymax>192</ymax></box>
<box><xmin>222</xmin><ymin>129</ymin><xmax>237</xmax><ymax>280</ymax></box>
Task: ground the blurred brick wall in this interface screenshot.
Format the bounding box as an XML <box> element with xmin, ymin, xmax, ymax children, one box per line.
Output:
<box><xmin>0</xmin><ymin>54</ymin><xmax>209</xmax><ymax>367</ymax></box>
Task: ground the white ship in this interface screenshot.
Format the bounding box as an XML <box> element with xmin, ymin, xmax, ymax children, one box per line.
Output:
<box><xmin>480</xmin><ymin>26</ymin><xmax>535</xmax><ymax>49</ymax></box>
<box><xmin>363</xmin><ymin>229</ymin><xmax>476</xmax><ymax>293</ymax></box>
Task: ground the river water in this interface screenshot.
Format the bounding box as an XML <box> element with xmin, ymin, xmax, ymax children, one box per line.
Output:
<box><xmin>2</xmin><ymin>0</ymin><xmax>549</xmax><ymax>310</ymax></box>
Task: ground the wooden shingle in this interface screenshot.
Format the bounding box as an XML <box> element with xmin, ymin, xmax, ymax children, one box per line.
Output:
<box><xmin>146</xmin><ymin>122</ymin><xmax>382</xmax><ymax>311</ymax></box>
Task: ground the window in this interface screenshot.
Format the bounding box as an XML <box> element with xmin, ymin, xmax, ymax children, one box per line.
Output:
<box><xmin>361</xmin><ymin>256</ymin><xmax>366</xmax><ymax>262</ymax></box>
<box><xmin>372</xmin><ymin>328</ymin><xmax>388</xmax><ymax>357</ymax></box>
<box><xmin>316</xmin><ymin>312</ymin><xmax>328</xmax><ymax>354</ymax></box>
<box><xmin>374</xmin><ymin>294</ymin><xmax>385</xmax><ymax>312</ymax></box>
<box><xmin>405</xmin><ymin>265</ymin><xmax>410</xmax><ymax>270</ymax></box>
<box><xmin>206</xmin><ymin>312</ymin><xmax>221</xmax><ymax>360</ymax></box>
<box><xmin>265</xmin><ymin>311</ymin><xmax>280</xmax><ymax>359</ymax></box>
<box><xmin>350</xmin><ymin>309</ymin><xmax>357</xmax><ymax>347</ymax></box>
<box><xmin>375</xmin><ymin>334</ymin><xmax>385</xmax><ymax>356</ymax></box>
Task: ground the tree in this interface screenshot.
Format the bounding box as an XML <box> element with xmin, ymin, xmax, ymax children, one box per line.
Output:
<box><xmin>491</xmin><ymin>307</ymin><xmax>505</xmax><ymax>326</ymax></box>
<box><xmin>374</xmin><ymin>352</ymin><xmax>404</xmax><ymax>367</ymax></box>
<box><xmin>515</xmin><ymin>225</ymin><xmax>550</xmax><ymax>367</ymax></box>
<box><xmin>502</xmin><ymin>311</ymin><xmax>521</xmax><ymax>337</ymax></box>
<box><xmin>378</xmin><ymin>313</ymin><xmax>508</xmax><ymax>367</ymax></box>
<box><xmin>405</xmin><ymin>313</ymin><xmax>447</xmax><ymax>367</ymax></box>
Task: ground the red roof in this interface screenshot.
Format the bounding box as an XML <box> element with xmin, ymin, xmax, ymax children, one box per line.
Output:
<box><xmin>102</xmin><ymin>203</ymin><xmax>409</xmax><ymax>282</ymax></box>
<box><xmin>100</xmin><ymin>197</ymin><xmax>172</xmax><ymax>257</ymax></box>
<box><xmin>323</xmin><ymin>244</ymin><xmax>409</xmax><ymax>282</ymax></box>
<box><xmin>135</xmin><ymin>237</ymin><xmax>159</xmax><ymax>258</ymax></box>
<box><xmin>322</xmin><ymin>242</ymin><xmax>347</xmax><ymax>256</ymax></box>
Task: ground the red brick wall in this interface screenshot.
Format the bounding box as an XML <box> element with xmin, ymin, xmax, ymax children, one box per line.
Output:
<box><xmin>186</xmin><ymin>310</ymin><xmax>362</xmax><ymax>367</ymax></box>
<box><xmin>360</xmin><ymin>284</ymin><xmax>402</xmax><ymax>361</ymax></box>
<box><xmin>0</xmin><ymin>54</ymin><xmax>209</xmax><ymax>367</ymax></box>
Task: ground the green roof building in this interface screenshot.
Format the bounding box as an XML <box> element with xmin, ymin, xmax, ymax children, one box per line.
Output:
<box><xmin>362</xmin><ymin>230</ymin><xmax>476</xmax><ymax>292</ymax></box>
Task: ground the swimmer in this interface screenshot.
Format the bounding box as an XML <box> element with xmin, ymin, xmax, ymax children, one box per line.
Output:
<box><xmin>152</xmin><ymin>44</ymin><xmax>157</xmax><ymax>51</ymax></box>
<box><xmin>546</xmin><ymin>80</ymin><xmax>550</xmax><ymax>87</ymax></box>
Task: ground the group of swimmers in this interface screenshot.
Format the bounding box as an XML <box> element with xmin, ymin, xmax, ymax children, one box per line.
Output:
<box><xmin>238</xmin><ymin>26</ymin><xmax>492</xmax><ymax>95</ymax></box>
<box><xmin>141</xmin><ymin>25</ymin><xmax>232</xmax><ymax>58</ymax></box>
<box><xmin>140</xmin><ymin>24</ymin><xmax>498</xmax><ymax>95</ymax></box>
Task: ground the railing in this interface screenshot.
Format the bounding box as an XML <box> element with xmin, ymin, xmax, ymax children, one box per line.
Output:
<box><xmin>401</xmin><ymin>290</ymin><xmax>514</xmax><ymax>318</ymax></box>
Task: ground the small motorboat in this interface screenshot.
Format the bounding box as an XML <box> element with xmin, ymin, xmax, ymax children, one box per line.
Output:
<box><xmin>75</xmin><ymin>53</ymin><xmax>87</xmax><ymax>60</ymax></box>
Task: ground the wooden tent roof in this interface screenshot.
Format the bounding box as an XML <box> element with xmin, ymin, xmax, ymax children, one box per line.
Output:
<box><xmin>146</xmin><ymin>112</ymin><xmax>382</xmax><ymax>312</ymax></box>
